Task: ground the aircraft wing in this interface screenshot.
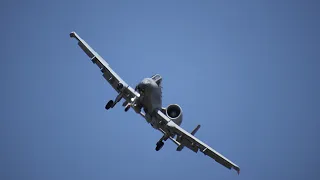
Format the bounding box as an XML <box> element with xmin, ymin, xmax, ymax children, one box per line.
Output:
<box><xmin>70</xmin><ymin>32</ymin><xmax>139</xmax><ymax>103</ymax></box>
<box><xmin>157</xmin><ymin>110</ymin><xmax>240</xmax><ymax>174</ymax></box>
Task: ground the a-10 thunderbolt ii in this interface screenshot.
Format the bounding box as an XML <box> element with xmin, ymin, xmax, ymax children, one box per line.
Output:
<box><xmin>70</xmin><ymin>32</ymin><xmax>240</xmax><ymax>174</ymax></box>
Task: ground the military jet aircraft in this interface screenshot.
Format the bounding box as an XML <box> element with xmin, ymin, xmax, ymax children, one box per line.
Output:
<box><xmin>70</xmin><ymin>32</ymin><xmax>240</xmax><ymax>174</ymax></box>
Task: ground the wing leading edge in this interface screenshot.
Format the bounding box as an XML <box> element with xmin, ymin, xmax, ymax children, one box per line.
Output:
<box><xmin>157</xmin><ymin>110</ymin><xmax>240</xmax><ymax>174</ymax></box>
<box><xmin>70</xmin><ymin>32</ymin><xmax>139</xmax><ymax>103</ymax></box>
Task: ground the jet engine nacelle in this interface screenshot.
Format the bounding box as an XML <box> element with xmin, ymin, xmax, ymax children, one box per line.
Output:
<box><xmin>165</xmin><ymin>104</ymin><xmax>183</xmax><ymax>126</ymax></box>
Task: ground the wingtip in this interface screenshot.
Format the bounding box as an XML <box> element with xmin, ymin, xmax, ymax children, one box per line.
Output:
<box><xmin>233</xmin><ymin>166</ymin><xmax>240</xmax><ymax>175</ymax></box>
<box><xmin>69</xmin><ymin>31</ymin><xmax>76</xmax><ymax>38</ymax></box>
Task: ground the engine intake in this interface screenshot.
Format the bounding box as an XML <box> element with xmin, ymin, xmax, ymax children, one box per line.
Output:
<box><xmin>166</xmin><ymin>104</ymin><xmax>183</xmax><ymax>126</ymax></box>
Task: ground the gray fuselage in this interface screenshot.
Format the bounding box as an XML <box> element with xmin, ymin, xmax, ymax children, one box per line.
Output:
<box><xmin>137</xmin><ymin>78</ymin><xmax>162</xmax><ymax>113</ymax></box>
<box><xmin>136</xmin><ymin>77</ymin><xmax>163</xmax><ymax>128</ymax></box>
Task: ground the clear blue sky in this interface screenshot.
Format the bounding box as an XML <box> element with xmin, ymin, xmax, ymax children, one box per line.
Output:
<box><xmin>1</xmin><ymin>0</ymin><xmax>319</xmax><ymax>179</ymax></box>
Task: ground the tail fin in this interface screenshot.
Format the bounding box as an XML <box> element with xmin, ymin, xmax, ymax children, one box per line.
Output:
<box><xmin>151</xmin><ymin>74</ymin><xmax>162</xmax><ymax>86</ymax></box>
<box><xmin>191</xmin><ymin>125</ymin><xmax>201</xmax><ymax>135</ymax></box>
